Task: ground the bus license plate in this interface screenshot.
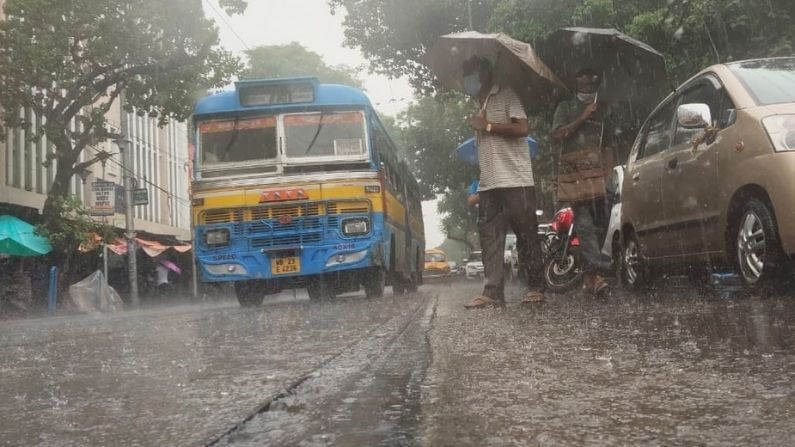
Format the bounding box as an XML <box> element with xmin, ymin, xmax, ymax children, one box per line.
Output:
<box><xmin>272</xmin><ymin>256</ymin><xmax>300</xmax><ymax>275</ymax></box>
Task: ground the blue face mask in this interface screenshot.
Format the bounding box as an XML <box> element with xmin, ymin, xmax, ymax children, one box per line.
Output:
<box><xmin>463</xmin><ymin>74</ymin><xmax>482</xmax><ymax>97</ymax></box>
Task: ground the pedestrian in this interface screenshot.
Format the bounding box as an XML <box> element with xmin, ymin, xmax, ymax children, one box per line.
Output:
<box><xmin>461</xmin><ymin>56</ymin><xmax>545</xmax><ymax>309</ymax></box>
<box><xmin>550</xmin><ymin>68</ymin><xmax>615</xmax><ymax>297</ymax></box>
<box><xmin>154</xmin><ymin>257</ymin><xmax>172</xmax><ymax>298</ymax></box>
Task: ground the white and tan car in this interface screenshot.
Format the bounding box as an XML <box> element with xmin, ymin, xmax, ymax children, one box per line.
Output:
<box><xmin>621</xmin><ymin>57</ymin><xmax>795</xmax><ymax>289</ymax></box>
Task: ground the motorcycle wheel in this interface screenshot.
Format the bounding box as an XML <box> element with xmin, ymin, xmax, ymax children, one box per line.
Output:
<box><xmin>543</xmin><ymin>250</ymin><xmax>583</xmax><ymax>293</ymax></box>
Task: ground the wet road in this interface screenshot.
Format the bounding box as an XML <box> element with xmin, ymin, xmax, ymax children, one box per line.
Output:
<box><xmin>1</xmin><ymin>281</ymin><xmax>794</xmax><ymax>446</ymax></box>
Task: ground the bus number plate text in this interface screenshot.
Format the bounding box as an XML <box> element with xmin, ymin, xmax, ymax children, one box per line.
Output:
<box><xmin>272</xmin><ymin>256</ymin><xmax>300</xmax><ymax>275</ymax></box>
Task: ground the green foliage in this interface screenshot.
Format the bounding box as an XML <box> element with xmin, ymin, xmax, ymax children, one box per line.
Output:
<box><xmin>393</xmin><ymin>95</ymin><xmax>476</xmax><ymax>199</ymax></box>
<box><xmin>0</xmin><ymin>0</ymin><xmax>242</xmax><ymax>215</ymax></box>
<box><xmin>437</xmin><ymin>189</ymin><xmax>479</xmax><ymax>250</ymax></box>
<box><xmin>35</xmin><ymin>196</ymin><xmax>116</xmax><ymax>255</ymax></box>
<box><xmin>332</xmin><ymin>0</ymin><xmax>795</xmax><ymax>240</ymax></box>
<box><xmin>243</xmin><ymin>42</ymin><xmax>363</xmax><ymax>87</ymax></box>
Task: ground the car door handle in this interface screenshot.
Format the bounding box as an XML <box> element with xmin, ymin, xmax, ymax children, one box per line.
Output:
<box><xmin>667</xmin><ymin>158</ymin><xmax>678</xmax><ymax>170</ymax></box>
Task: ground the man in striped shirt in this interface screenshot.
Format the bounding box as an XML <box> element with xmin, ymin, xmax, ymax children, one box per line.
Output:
<box><xmin>462</xmin><ymin>57</ymin><xmax>545</xmax><ymax>309</ymax></box>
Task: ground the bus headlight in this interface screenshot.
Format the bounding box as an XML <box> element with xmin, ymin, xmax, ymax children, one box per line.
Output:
<box><xmin>204</xmin><ymin>228</ymin><xmax>230</xmax><ymax>246</ymax></box>
<box><xmin>342</xmin><ymin>218</ymin><xmax>370</xmax><ymax>236</ymax></box>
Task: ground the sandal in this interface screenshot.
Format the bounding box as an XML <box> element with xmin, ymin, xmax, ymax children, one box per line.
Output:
<box><xmin>521</xmin><ymin>291</ymin><xmax>545</xmax><ymax>304</ymax></box>
<box><xmin>464</xmin><ymin>295</ymin><xmax>498</xmax><ymax>309</ymax></box>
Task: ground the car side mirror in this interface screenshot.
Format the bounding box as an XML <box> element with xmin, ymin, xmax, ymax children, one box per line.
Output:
<box><xmin>677</xmin><ymin>103</ymin><xmax>711</xmax><ymax>129</ymax></box>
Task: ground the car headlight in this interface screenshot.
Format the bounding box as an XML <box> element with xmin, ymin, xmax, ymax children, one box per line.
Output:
<box><xmin>763</xmin><ymin>115</ymin><xmax>795</xmax><ymax>152</ymax></box>
<box><xmin>204</xmin><ymin>228</ymin><xmax>230</xmax><ymax>246</ymax></box>
<box><xmin>342</xmin><ymin>218</ymin><xmax>370</xmax><ymax>236</ymax></box>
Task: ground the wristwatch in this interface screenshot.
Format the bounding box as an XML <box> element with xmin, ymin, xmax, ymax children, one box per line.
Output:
<box><xmin>485</xmin><ymin>122</ymin><xmax>492</xmax><ymax>133</ymax></box>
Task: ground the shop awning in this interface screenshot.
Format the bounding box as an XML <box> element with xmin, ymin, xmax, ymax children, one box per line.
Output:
<box><xmin>0</xmin><ymin>215</ymin><xmax>52</xmax><ymax>257</ymax></box>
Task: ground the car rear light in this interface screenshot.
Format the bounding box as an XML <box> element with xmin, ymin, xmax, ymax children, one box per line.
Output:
<box><xmin>763</xmin><ymin>115</ymin><xmax>795</xmax><ymax>152</ymax></box>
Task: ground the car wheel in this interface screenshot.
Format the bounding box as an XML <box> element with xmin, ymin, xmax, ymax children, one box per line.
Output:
<box><xmin>363</xmin><ymin>268</ymin><xmax>385</xmax><ymax>298</ymax></box>
<box><xmin>734</xmin><ymin>199</ymin><xmax>786</xmax><ymax>287</ymax></box>
<box><xmin>234</xmin><ymin>281</ymin><xmax>264</xmax><ymax>307</ymax></box>
<box><xmin>622</xmin><ymin>231</ymin><xmax>649</xmax><ymax>289</ymax></box>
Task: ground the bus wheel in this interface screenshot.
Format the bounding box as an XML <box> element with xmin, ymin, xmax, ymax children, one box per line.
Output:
<box><xmin>392</xmin><ymin>274</ymin><xmax>407</xmax><ymax>295</ymax></box>
<box><xmin>364</xmin><ymin>268</ymin><xmax>385</xmax><ymax>299</ymax></box>
<box><xmin>234</xmin><ymin>281</ymin><xmax>264</xmax><ymax>307</ymax></box>
<box><xmin>307</xmin><ymin>278</ymin><xmax>334</xmax><ymax>301</ymax></box>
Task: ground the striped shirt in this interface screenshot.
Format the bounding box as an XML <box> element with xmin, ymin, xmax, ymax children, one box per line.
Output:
<box><xmin>477</xmin><ymin>85</ymin><xmax>534</xmax><ymax>191</ymax></box>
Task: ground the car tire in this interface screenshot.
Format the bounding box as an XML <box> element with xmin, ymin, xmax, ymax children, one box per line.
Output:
<box><xmin>234</xmin><ymin>281</ymin><xmax>264</xmax><ymax>307</ymax></box>
<box><xmin>734</xmin><ymin>198</ymin><xmax>787</xmax><ymax>288</ymax></box>
<box><xmin>621</xmin><ymin>231</ymin><xmax>650</xmax><ymax>290</ymax></box>
<box><xmin>364</xmin><ymin>268</ymin><xmax>385</xmax><ymax>298</ymax></box>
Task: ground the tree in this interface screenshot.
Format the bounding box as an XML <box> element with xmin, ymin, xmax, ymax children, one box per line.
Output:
<box><xmin>0</xmin><ymin>0</ymin><xmax>242</xmax><ymax>250</ymax></box>
<box><xmin>332</xmin><ymin>0</ymin><xmax>795</xmax><ymax>240</ymax></box>
<box><xmin>243</xmin><ymin>42</ymin><xmax>363</xmax><ymax>87</ymax></box>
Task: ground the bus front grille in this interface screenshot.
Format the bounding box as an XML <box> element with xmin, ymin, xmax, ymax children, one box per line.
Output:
<box><xmin>198</xmin><ymin>200</ymin><xmax>371</xmax><ymax>225</ymax></box>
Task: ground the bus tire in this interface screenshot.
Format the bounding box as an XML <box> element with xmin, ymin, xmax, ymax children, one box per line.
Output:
<box><xmin>364</xmin><ymin>268</ymin><xmax>385</xmax><ymax>299</ymax></box>
<box><xmin>392</xmin><ymin>274</ymin><xmax>407</xmax><ymax>295</ymax></box>
<box><xmin>307</xmin><ymin>278</ymin><xmax>334</xmax><ymax>301</ymax></box>
<box><xmin>406</xmin><ymin>273</ymin><xmax>419</xmax><ymax>292</ymax></box>
<box><xmin>234</xmin><ymin>281</ymin><xmax>264</xmax><ymax>307</ymax></box>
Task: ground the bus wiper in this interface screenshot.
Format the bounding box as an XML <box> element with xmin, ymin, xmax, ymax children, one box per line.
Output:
<box><xmin>220</xmin><ymin>117</ymin><xmax>241</xmax><ymax>162</ymax></box>
<box><xmin>304</xmin><ymin>111</ymin><xmax>325</xmax><ymax>155</ymax></box>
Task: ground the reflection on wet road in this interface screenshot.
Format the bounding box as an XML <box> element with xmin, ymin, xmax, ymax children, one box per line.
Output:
<box><xmin>1</xmin><ymin>282</ymin><xmax>794</xmax><ymax>446</ymax></box>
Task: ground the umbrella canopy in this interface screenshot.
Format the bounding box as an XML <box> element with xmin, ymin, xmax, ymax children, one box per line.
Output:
<box><xmin>538</xmin><ymin>27</ymin><xmax>668</xmax><ymax>120</ymax></box>
<box><xmin>457</xmin><ymin>136</ymin><xmax>539</xmax><ymax>166</ymax></box>
<box><xmin>427</xmin><ymin>31</ymin><xmax>568</xmax><ymax>113</ymax></box>
<box><xmin>0</xmin><ymin>215</ymin><xmax>52</xmax><ymax>257</ymax></box>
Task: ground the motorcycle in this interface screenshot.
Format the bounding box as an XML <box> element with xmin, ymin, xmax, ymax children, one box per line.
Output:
<box><xmin>541</xmin><ymin>207</ymin><xmax>584</xmax><ymax>292</ymax></box>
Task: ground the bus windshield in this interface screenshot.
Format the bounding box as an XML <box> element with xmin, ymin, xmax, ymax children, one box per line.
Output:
<box><xmin>200</xmin><ymin>117</ymin><xmax>278</xmax><ymax>165</ymax></box>
<box><xmin>284</xmin><ymin>111</ymin><xmax>367</xmax><ymax>160</ymax></box>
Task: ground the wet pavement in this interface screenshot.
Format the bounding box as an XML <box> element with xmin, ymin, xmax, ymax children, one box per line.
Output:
<box><xmin>1</xmin><ymin>281</ymin><xmax>794</xmax><ymax>446</ymax></box>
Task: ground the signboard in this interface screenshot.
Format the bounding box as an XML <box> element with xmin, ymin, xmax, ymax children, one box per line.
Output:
<box><xmin>133</xmin><ymin>188</ymin><xmax>149</xmax><ymax>206</ymax></box>
<box><xmin>90</xmin><ymin>180</ymin><xmax>117</xmax><ymax>216</ymax></box>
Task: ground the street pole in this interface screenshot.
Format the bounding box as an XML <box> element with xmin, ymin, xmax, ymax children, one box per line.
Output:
<box><xmin>468</xmin><ymin>0</ymin><xmax>473</xmax><ymax>30</ymax></box>
<box><xmin>118</xmin><ymin>93</ymin><xmax>139</xmax><ymax>306</ymax></box>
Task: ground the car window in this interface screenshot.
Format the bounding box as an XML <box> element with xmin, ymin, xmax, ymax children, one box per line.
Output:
<box><xmin>673</xmin><ymin>79</ymin><xmax>737</xmax><ymax>146</ymax></box>
<box><xmin>638</xmin><ymin>100</ymin><xmax>676</xmax><ymax>159</ymax></box>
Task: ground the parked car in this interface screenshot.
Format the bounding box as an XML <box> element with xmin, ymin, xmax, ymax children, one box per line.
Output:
<box><xmin>465</xmin><ymin>251</ymin><xmax>485</xmax><ymax>280</ymax></box>
<box><xmin>601</xmin><ymin>165</ymin><xmax>626</xmax><ymax>262</ymax></box>
<box><xmin>423</xmin><ymin>249</ymin><xmax>452</xmax><ymax>282</ymax></box>
<box><xmin>620</xmin><ymin>57</ymin><xmax>795</xmax><ymax>289</ymax></box>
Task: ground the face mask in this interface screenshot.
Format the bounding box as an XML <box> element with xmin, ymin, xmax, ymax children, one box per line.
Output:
<box><xmin>463</xmin><ymin>74</ymin><xmax>482</xmax><ymax>97</ymax></box>
<box><xmin>577</xmin><ymin>91</ymin><xmax>596</xmax><ymax>104</ymax></box>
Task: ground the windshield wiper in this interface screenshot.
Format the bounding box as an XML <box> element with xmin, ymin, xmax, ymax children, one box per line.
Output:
<box><xmin>304</xmin><ymin>111</ymin><xmax>326</xmax><ymax>155</ymax></box>
<box><xmin>219</xmin><ymin>116</ymin><xmax>241</xmax><ymax>162</ymax></box>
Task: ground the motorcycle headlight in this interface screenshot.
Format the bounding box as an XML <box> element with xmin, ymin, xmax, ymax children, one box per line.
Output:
<box><xmin>763</xmin><ymin>115</ymin><xmax>795</xmax><ymax>152</ymax></box>
<box><xmin>204</xmin><ymin>228</ymin><xmax>230</xmax><ymax>246</ymax></box>
<box><xmin>342</xmin><ymin>218</ymin><xmax>370</xmax><ymax>236</ymax></box>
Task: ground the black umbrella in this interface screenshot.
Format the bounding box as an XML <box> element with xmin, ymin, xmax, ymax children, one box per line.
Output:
<box><xmin>539</xmin><ymin>27</ymin><xmax>669</xmax><ymax>122</ymax></box>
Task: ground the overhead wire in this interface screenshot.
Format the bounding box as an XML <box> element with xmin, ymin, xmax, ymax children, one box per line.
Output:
<box><xmin>202</xmin><ymin>0</ymin><xmax>252</xmax><ymax>51</ymax></box>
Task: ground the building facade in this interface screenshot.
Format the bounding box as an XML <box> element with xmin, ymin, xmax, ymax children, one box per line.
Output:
<box><xmin>0</xmin><ymin>0</ymin><xmax>191</xmax><ymax>239</ymax></box>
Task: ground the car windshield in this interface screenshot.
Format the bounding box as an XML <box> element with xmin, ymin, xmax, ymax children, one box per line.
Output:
<box><xmin>425</xmin><ymin>252</ymin><xmax>445</xmax><ymax>262</ymax></box>
<box><xmin>284</xmin><ymin>111</ymin><xmax>367</xmax><ymax>160</ymax></box>
<box><xmin>505</xmin><ymin>234</ymin><xmax>516</xmax><ymax>250</ymax></box>
<box><xmin>468</xmin><ymin>252</ymin><xmax>482</xmax><ymax>262</ymax></box>
<box><xmin>199</xmin><ymin>117</ymin><xmax>278</xmax><ymax>165</ymax></box>
<box><xmin>729</xmin><ymin>58</ymin><xmax>795</xmax><ymax>105</ymax></box>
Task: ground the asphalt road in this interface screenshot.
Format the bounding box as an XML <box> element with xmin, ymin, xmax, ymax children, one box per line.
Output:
<box><xmin>1</xmin><ymin>280</ymin><xmax>794</xmax><ymax>446</ymax></box>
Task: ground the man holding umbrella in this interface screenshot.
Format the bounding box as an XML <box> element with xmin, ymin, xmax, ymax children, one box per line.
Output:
<box><xmin>460</xmin><ymin>56</ymin><xmax>545</xmax><ymax>308</ymax></box>
<box><xmin>550</xmin><ymin>68</ymin><xmax>614</xmax><ymax>297</ymax></box>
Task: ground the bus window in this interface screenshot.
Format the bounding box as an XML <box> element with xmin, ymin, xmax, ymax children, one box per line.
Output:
<box><xmin>200</xmin><ymin>117</ymin><xmax>277</xmax><ymax>164</ymax></box>
<box><xmin>284</xmin><ymin>111</ymin><xmax>367</xmax><ymax>159</ymax></box>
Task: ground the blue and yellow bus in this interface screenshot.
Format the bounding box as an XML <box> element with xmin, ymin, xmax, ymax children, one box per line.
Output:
<box><xmin>191</xmin><ymin>78</ymin><xmax>425</xmax><ymax>306</ymax></box>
